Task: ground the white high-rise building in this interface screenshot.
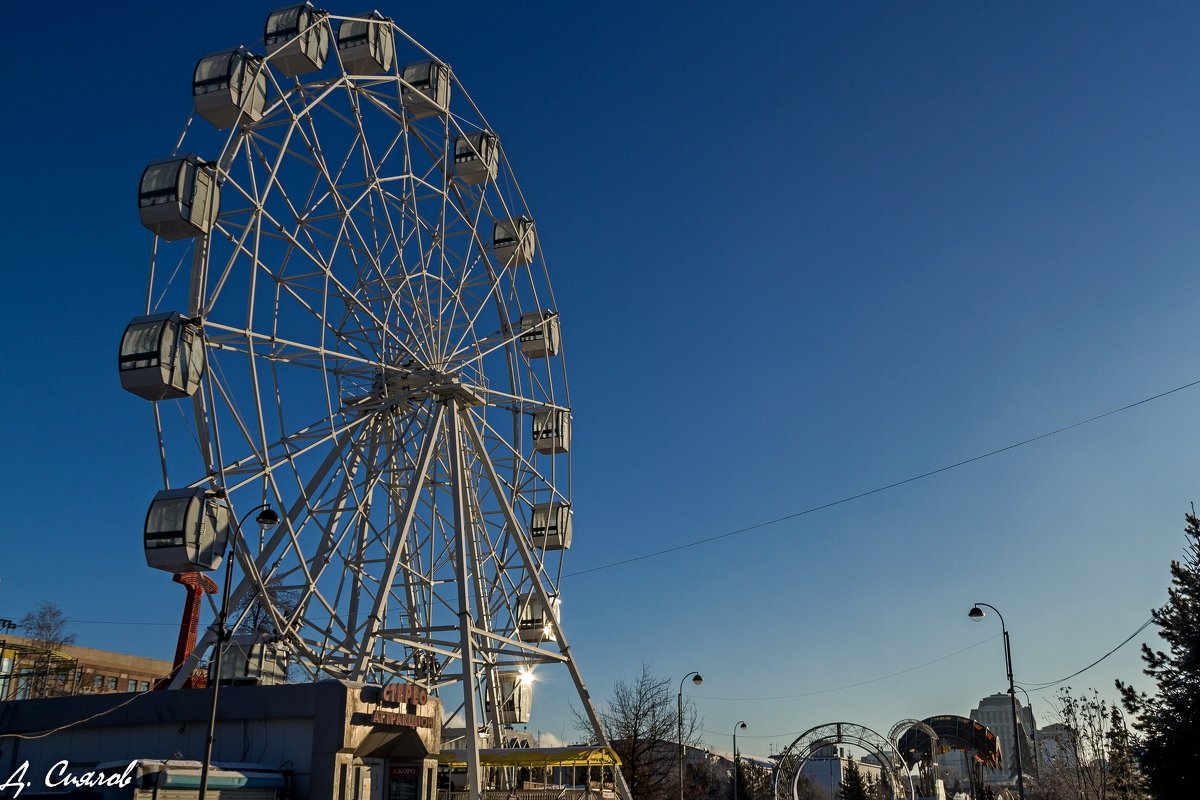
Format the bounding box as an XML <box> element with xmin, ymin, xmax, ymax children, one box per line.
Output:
<box><xmin>970</xmin><ymin>693</ymin><xmax>1035</xmax><ymax>786</ymax></box>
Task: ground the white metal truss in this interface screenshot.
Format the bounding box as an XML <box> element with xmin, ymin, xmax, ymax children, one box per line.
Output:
<box><xmin>139</xmin><ymin>11</ymin><xmax>627</xmax><ymax>800</ymax></box>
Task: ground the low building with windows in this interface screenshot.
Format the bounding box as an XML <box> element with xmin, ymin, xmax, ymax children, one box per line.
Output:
<box><xmin>0</xmin><ymin>679</ymin><xmax>444</xmax><ymax>800</ymax></box>
<box><xmin>0</xmin><ymin>635</ymin><xmax>172</xmax><ymax>701</ymax></box>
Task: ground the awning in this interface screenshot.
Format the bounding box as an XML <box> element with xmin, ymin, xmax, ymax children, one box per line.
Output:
<box><xmin>438</xmin><ymin>746</ymin><xmax>622</xmax><ymax>768</ymax></box>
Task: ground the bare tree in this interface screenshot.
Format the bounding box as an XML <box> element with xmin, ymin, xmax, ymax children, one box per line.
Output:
<box><xmin>19</xmin><ymin>601</ymin><xmax>75</xmax><ymax>650</ymax></box>
<box><xmin>575</xmin><ymin>663</ymin><xmax>703</xmax><ymax>800</ymax></box>
<box><xmin>1034</xmin><ymin>688</ymin><xmax>1147</xmax><ymax>800</ymax></box>
<box><xmin>15</xmin><ymin>601</ymin><xmax>77</xmax><ymax>698</ymax></box>
<box><xmin>234</xmin><ymin>575</ymin><xmax>300</xmax><ymax>635</ymax></box>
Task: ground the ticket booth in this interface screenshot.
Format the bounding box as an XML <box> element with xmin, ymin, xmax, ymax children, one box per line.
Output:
<box><xmin>385</xmin><ymin>761</ymin><xmax>437</xmax><ymax>800</ymax></box>
<box><xmin>352</xmin><ymin>682</ymin><xmax>442</xmax><ymax>800</ymax></box>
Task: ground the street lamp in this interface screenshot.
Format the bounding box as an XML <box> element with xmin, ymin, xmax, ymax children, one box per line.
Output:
<box><xmin>1013</xmin><ymin>684</ymin><xmax>1039</xmax><ymax>776</ymax></box>
<box><xmin>969</xmin><ymin>602</ymin><xmax>1026</xmax><ymax>800</ymax></box>
<box><xmin>732</xmin><ymin>721</ymin><xmax>747</xmax><ymax>800</ymax></box>
<box><xmin>199</xmin><ymin>504</ymin><xmax>280</xmax><ymax>800</ymax></box>
<box><xmin>678</xmin><ymin>671</ymin><xmax>702</xmax><ymax>800</ymax></box>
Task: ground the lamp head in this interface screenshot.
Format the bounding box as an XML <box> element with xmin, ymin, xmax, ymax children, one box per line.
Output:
<box><xmin>738</xmin><ymin>722</ymin><xmax>747</xmax><ymax>730</ymax></box>
<box><xmin>256</xmin><ymin>507</ymin><xmax>281</xmax><ymax>528</ymax></box>
<box><xmin>692</xmin><ymin>673</ymin><xmax>703</xmax><ymax>686</ymax></box>
<box><xmin>968</xmin><ymin>605</ymin><xmax>985</xmax><ymax>621</ymax></box>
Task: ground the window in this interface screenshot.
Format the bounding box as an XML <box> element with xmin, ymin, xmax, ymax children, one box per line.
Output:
<box><xmin>139</xmin><ymin>681</ymin><xmax>150</xmax><ymax>692</ymax></box>
<box><xmin>107</xmin><ymin>676</ymin><xmax>119</xmax><ymax>691</ymax></box>
<box><xmin>128</xmin><ymin>679</ymin><xmax>138</xmax><ymax>692</ymax></box>
<box><xmin>93</xmin><ymin>674</ymin><xmax>104</xmax><ymax>690</ymax></box>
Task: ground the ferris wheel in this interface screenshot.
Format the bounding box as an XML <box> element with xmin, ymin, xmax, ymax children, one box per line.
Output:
<box><xmin>119</xmin><ymin>4</ymin><xmax>616</xmax><ymax>790</ymax></box>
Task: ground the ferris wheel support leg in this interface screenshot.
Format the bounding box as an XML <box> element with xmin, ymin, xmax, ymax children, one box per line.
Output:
<box><xmin>349</xmin><ymin>410</ymin><xmax>444</xmax><ymax>681</ymax></box>
<box><xmin>460</xmin><ymin>411</ymin><xmax>634</xmax><ymax>800</ymax></box>
<box><xmin>345</xmin><ymin>425</ymin><xmax>388</xmax><ymax>650</ymax></box>
<box><xmin>455</xmin><ymin>412</ymin><xmax>507</xmax><ymax>770</ymax></box>
<box><xmin>446</xmin><ymin>399</ymin><xmax>484</xmax><ymax>800</ymax></box>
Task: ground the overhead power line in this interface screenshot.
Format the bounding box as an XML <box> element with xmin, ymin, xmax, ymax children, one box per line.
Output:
<box><xmin>697</xmin><ymin>617</ymin><xmax>1158</xmax><ymax>741</ymax></box>
<box><xmin>566</xmin><ymin>378</ymin><xmax>1200</xmax><ymax>578</ymax></box>
<box><xmin>1017</xmin><ymin>617</ymin><xmax>1155</xmax><ymax>691</ymax></box>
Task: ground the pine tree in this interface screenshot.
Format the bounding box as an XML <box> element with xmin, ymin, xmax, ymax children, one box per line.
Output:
<box><xmin>839</xmin><ymin>760</ymin><xmax>869</xmax><ymax>800</ymax></box>
<box><xmin>1104</xmin><ymin>706</ymin><xmax>1147</xmax><ymax>800</ymax></box>
<box><xmin>1117</xmin><ymin>510</ymin><xmax>1200</xmax><ymax>798</ymax></box>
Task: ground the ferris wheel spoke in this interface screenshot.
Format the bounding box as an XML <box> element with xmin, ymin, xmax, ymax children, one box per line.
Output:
<box><xmin>393</xmin><ymin>118</ymin><xmax>442</xmax><ymax>362</ymax></box>
<box><xmin>442</xmin><ymin>220</ymin><xmax>511</xmax><ymax>367</ymax></box>
<box><xmin>472</xmin><ymin>409</ymin><xmax>568</xmax><ymax>507</ymax></box>
<box><xmin>203</xmin><ymin>353</ymin><xmax>269</xmax><ymax>479</ymax></box>
<box><xmin>226</xmin><ymin>126</ymin><xmax>303</xmax><ymax>233</ymax></box>
<box><xmin>197</xmin><ymin>399</ymin><xmax>372</xmax><ymax>493</ymax></box>
<box><xmin>203</xmin><ymin>322</ymin><xmax>382</xmax><ymax>372</ymax></box>
<box><xmin>461</xmin><ymin>408</ymin><xmax>561</xmax><ymax>589</ymax></box>
<box><xmin>244</xmin><ymin>223</ymin><xmax>425</xmax><ymax>366</ymax></box>
<box><xmin>440</xmin><ymin>266</ymin><xmax>505</xmax><ymax>367</ymax></box>
<box><xmin>285</xmin><ymin>421</ymin><xmax>395</xmax><ymax>624</ymax></box>
<box><xmin>405</xmin><ymin>122</ymin><xmax>487</xmax><ymax>363</ymax></box>
<box><xmin>352</xmin><ymin>164</ymin><xmax>447</xmax><ymax>363</ymax></box>
<box><xmin>278</xmin><ymin>405</ymin><xmax>433</xmax><ymax>661</ymax></box>
<box><xmin>472</xmin><ymin>382</ymin><xmax>568</xmax><ymax>415</ymax></box>
<box><xmin>165</xmin><ymin>410</ymin><xmax>372</xmax><ymax>688</ymax></box>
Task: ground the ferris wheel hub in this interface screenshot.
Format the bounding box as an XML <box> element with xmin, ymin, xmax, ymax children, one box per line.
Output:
<box><xmin>365</xmin><ymin>368</ymin><xmax>485</xmax><ymax>407</ymax></box>
<box><xmin>430</xmin><ymin>376</ymin><xmax>485</xmax><ymax>406</ymax></box>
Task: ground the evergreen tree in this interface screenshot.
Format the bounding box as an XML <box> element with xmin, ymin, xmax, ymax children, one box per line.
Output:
<box><xmin>1104</xmin><ymin>706</ymin><xmax>1147</xmax><ymax>800</ymax></box>
<box><xmin>794</xmin><ymin>775</ymin><xmax>821</xmax><ymax>800</ymax></box>
<box><xmin>839</xmin><ymin>760</ymin><xmax>869</xmax><ymax>800</ymax></box>
<box><xmin>863</xmin><ymin>772</ymin><xmax>884</xmax><ymax>800</ymax></box>
<box><xmin>1117</xmin><ymin>511</ymin><xmax>1200</xmax><ymax>798</ymax></box>
<box><xmin>734</xmin><ymin>760</ymin><xmax>772</xmax><ymax>800</ymax></box>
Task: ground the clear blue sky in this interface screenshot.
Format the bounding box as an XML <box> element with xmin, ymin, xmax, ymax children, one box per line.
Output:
<box><xmin>2</xmin><ymin>0</ymin><xmax>1199</xmax><ymax>757</ymax></box>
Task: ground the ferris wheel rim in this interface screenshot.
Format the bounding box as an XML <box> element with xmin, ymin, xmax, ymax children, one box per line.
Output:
<box><xmin>144</xmin><ymin>10</ymin><xmax>572</xmax><ymax>688</ymax></box>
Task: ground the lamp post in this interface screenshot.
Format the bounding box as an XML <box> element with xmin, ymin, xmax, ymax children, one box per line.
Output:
<box><xmin>732</xmin><ymin>721</ymin><xmax>746</xmax><ymax>800</ymax></box>
<box><xmin>678</xmin><ymin>671</ymin><xmax>702</xmax><ymax>800</ymax></box>
<box><xmin>969</xmin><ymin>602</ymin><xmax>1026</xmax><ymax>800</ymax></box>
<box><xmin>199</xmin><ymin>504</ymin><xmax>280</xmax><ymax>800</ymax></box>
<box><xmin>1013</xmin><ymin>684</ymin><xmax>1038</xmax><ymax>776</ymax></box>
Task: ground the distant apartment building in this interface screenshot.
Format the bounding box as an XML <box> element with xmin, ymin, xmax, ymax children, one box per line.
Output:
<box><xmin>970</xmin><ymin>693</ymin><xmax>1035</xmax><ymax>786</ymax></box>
<box><xmin>1036</xmin><ymin>722</ymin><xmax>1077</xmax><ymax>767</ymax></box>
<box><xmin>0</xmin><ymin>635</ymin><xmax>172</xmax><ymax>700</ymax></box>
